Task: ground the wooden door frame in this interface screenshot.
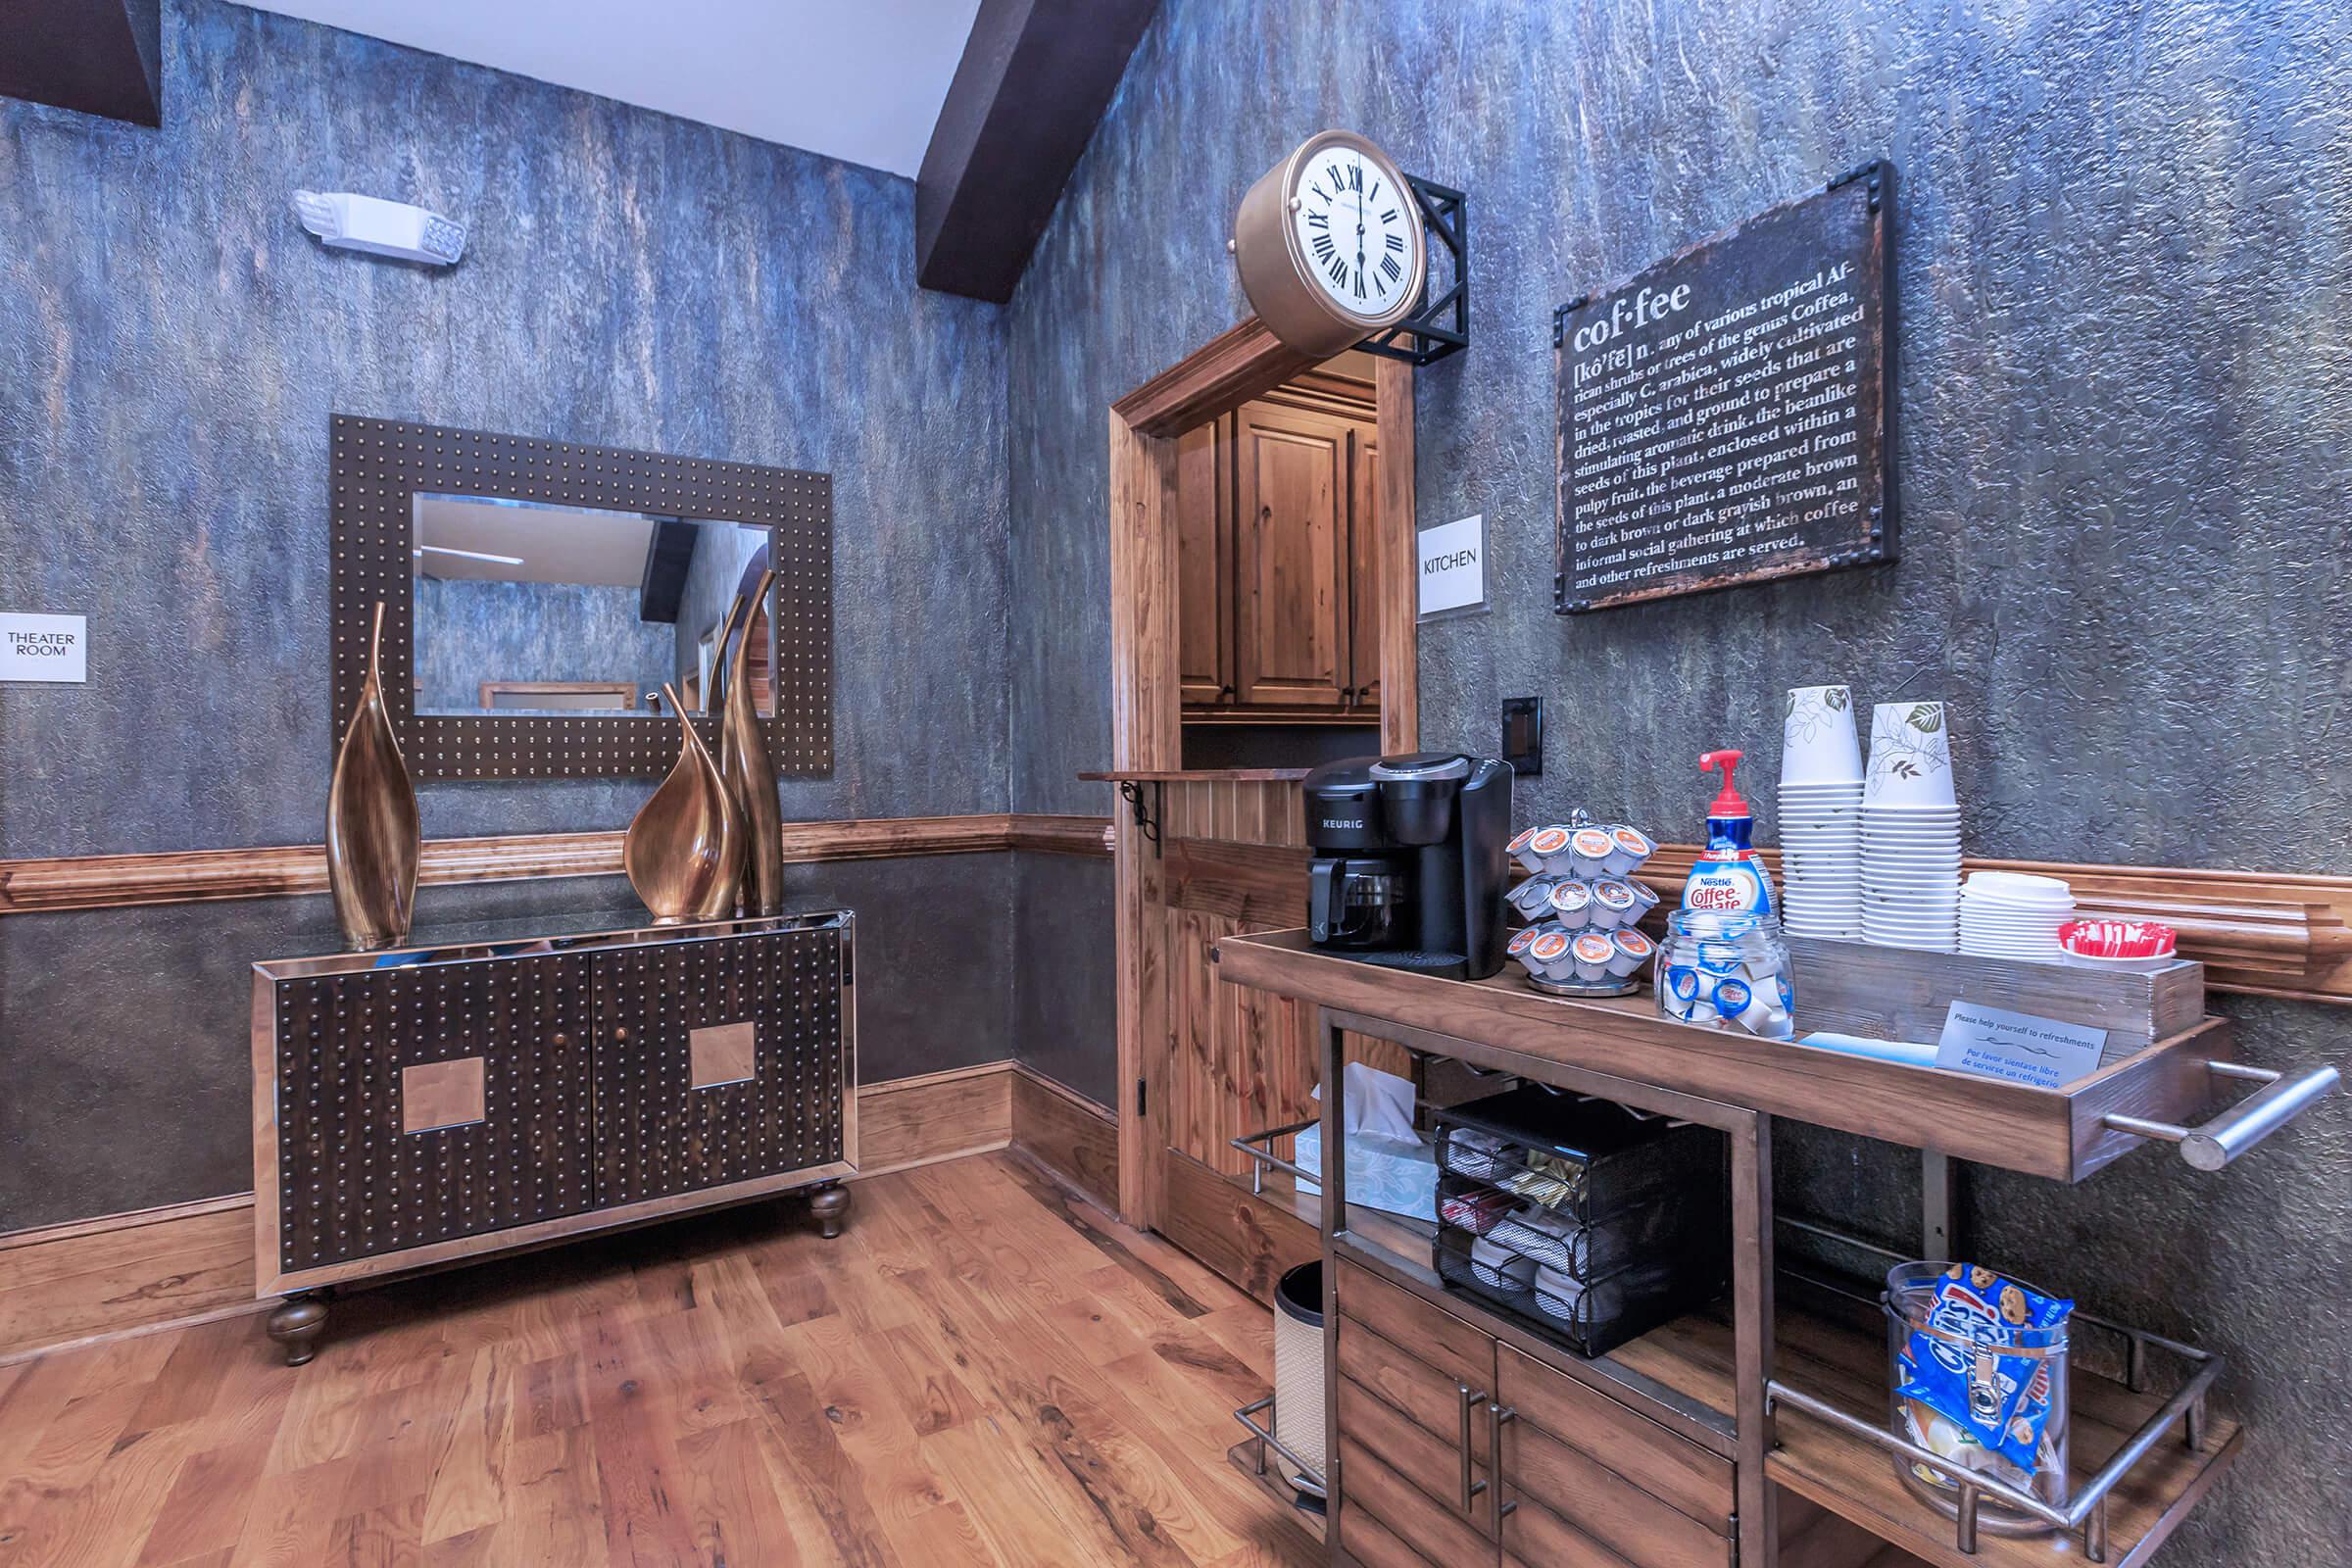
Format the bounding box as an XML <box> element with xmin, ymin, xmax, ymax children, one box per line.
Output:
<box><xmin>1107</xmin><ymin>316</ymin><xmax>1419</xmax><ymax>1226</ymax></box>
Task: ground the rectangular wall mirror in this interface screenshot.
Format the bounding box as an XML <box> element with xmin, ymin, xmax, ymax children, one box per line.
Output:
<box><xmin>411</xmin><ymin>495</ymin><xmax>775</xmax><ymax>718</ymax></box>
<box><xmin>330</xmin><ymin>416</ymin><xmax>833</xmax><ymax>779</ymax></box>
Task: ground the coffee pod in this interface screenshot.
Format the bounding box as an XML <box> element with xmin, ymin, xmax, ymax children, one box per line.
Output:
<box><xmin>1607</xmin><ymin>928</ymin><xmax>1653</xmax><ymax>978</ymax></box>
<box><xmin>1528</xmin><ymin>928</ymin><xmax>1575</xmax><ymax>981</ymax></box>
<box><xmin>1626</xmin><ymin>878</ymin><xmax>1660</xmax><ymax>913</ymax></box>
<box><xmin>1568</xmin><ymin>825</ymin><xmax>1615</xmax><ymax>879</ymax></box>
<box><xmin>1571</xmin><ymin>932</ymin><xmax>1617</xmax><ymax>983</ymax></box>
<box><xmin>1602</xmin><ymin>825</ymin><xmax>1655</xmax><ymax>877</ymax></box>
<box><xmin>1528</xmin><ymin>825</ymin><xmax>1576</xmax><ymax>875</ymax></box>
<box><xmin>1508</xmin><ymin>874</ymin><xmax>1562</xmax><ymax>920</ymax></box>
<box><xmin>1507</xmin><ymin>924</ymin><xmax>1546</xmax><ymax>975</ymax></box>
<box><xmin>1508</xmin><ymin>826</ymin><xmax>1547</xmax><ymax>875</ymax></box>
<box><xmin>1545</xmin><ymin>879</ymin><xmax>1594</xmax><ymax>929</ymax></box>
<box><xmin>1589</xmin><ymin>878</ymin><xmax>1639</xmax><ymax>931</ymax></box>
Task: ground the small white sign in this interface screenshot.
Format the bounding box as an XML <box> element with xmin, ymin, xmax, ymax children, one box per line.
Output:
<box><xmin>1418</xmin><ymin>514</ymin><xmax>1486</xmax><ymax>618</ymax></box>
<box><xmin>0</xmin><ymin>613</ymin><xmax>86</xmax><ymax>683</ymax></box>
<box><xmin>1935</xmin><ymin>1001</ymin><xmax>2106</xmax><ymax>1089</ymax></box>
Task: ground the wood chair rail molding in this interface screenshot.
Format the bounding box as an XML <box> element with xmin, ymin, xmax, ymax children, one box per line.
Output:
<box><xmin>0</xmin><ymin>813</ymin><xmax>1112</xmax><ymax>917</ymax></box>
<box><xmin>1630</xmin><ymin>845</ymin><xmax>2352</xmax><ymax>1004</ymax></box>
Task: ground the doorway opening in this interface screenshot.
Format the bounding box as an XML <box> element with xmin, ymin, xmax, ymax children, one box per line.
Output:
<box><xmin>1102</xmin><ymin>318</ymin><xmax>1420</xmax><ymax>1238</ymax></box>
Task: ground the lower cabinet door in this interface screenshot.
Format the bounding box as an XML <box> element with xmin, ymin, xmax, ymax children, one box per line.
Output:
<box><xmin>1338</xmin><ymin>1436</ymin><xmax>1497</xmax><ymax>1568</ymax></box>
<box><xmin>1502</xmin><ymin>1414</ymin><xmax>1735</xmax><ymax>1568</ymax></box>
<box><xmin>591</xmin><ymin>926</ymin><xmax>848</xmax><ymax>1205</ymax></box>
<box><xmin>270</xmin><ymin>954</ymin><xmax>596</xmax><ymax>1273</ymax></box>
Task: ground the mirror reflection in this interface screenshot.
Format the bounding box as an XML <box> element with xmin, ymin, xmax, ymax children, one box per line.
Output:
<box><xmin>411</xmin><ymin>495</ymin><xmax>772</xmax><ymax>717</ymax></box>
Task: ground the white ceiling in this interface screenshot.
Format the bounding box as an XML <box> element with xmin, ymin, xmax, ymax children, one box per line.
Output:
<box><xmin>245</xmin><ymin>0</ymin><xmax>985</xmax><ymax>177</ymax></box>
<box><xmin>415</xmin><ymin>495</ymin><xmax>657</xmax><ymax>584</ymax></box>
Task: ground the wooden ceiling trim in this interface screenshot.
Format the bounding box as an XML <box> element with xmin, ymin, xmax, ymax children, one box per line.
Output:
<box><xmin>0</xmin><ymin>0</ymin><xmax>161</xmax><ymax>126</ymax></box>
<box><xmin>915</xmin><ymin>0</ymin><xmax>1161</xmax><ymax>303</ymax></box>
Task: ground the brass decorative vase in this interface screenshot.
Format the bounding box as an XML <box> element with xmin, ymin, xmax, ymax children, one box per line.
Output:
<box><xmin>325</xmin><ymin>601</ymin><xmax>420</xmax><ymax>951</ymax></box>
<box><xmin>625</xmin><ymin>682</ymin><xmax>746</xmax><ymax>924</ymax></box>
<box><xmin>716</xmin><ymin>570</ymin><xmax>783</xmax><ymax>914</ymax></box>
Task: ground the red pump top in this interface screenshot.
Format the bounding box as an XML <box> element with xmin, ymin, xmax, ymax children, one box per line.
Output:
<box><xmin>1700</xmin><ymin>749</ymin><xmax>1749</xmax><ymax>818</ymax></box>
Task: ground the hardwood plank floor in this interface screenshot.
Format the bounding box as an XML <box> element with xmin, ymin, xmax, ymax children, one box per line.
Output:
<box><xmin>0</xmin><ymin>1154</ymin><xmax>1321</xmax><ymax>1568</ymax></box>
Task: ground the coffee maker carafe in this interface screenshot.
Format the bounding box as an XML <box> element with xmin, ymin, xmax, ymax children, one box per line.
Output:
<box><xmin>1303</xmin><ymin>753</ymin><xmax>1512</xmax><ymax>980</ymax></box>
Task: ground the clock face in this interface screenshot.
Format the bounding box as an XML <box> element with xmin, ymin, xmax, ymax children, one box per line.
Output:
<box><xmin>1290</xmin><ymin>141</ymin><xmax>1419</xmax><ymax>322</ymax></box>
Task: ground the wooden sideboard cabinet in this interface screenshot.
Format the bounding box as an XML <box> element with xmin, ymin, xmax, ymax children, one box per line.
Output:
<box><xmin>251</xmin><ymin>909</ymin><xmax>856</xmax><ymax>1363</ymax></box>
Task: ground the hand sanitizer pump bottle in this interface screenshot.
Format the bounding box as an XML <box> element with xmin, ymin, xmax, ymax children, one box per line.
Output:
<box><xmin>1681</xmin><ymin>750</ymin><xmax>1776</xmax><ymax>917</ymax></box>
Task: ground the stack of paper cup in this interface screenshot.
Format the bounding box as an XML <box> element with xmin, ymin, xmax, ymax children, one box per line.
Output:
<box><xmin>1861</xmin><ymin>700</ymin><xmax>1961</xmax><ymax>952</ymax></box>
<box><xmin>1779</xmin><ymin>685</ymin><xmax>1864</xmax><ymax>939</ymax></box>
<box><xmin>1959</xmin><ymin>872</ymin><xmax>2075</xmax><ymax>960</ymax></box>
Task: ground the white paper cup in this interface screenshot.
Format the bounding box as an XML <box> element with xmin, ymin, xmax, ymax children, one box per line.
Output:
<box><xmin>1783</xmin><ymin>686</ymin><xmax>1864</xmax><ymax>785</ymax></box>
<box><xmin>1864</xmin><ymin>701</ymin><xmax>1957</xmax><ymax>808</ymax></box>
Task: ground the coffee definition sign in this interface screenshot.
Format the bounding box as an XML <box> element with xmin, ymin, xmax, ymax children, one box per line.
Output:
<box><xmin>1555</xmin><ymin>163</ymin><xmax>1895</xmax><ymax>613</ymax></box>
<box><xmin>0</xmin><ymin>612</ymin><xmax>86</xmax><ymax>683</ymax></box>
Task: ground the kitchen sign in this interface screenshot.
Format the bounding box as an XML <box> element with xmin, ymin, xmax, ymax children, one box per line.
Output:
<box><xmin>1418</xmin><ymin>514</ymin><xmax>1487</xmax><ymax>619</ymax></box>
<box><xmin>0</xmin><ymin>612</ymin><xmax>86</xmax><ymax>683</ymax></box>
<box><xmin>1554</xmin><ymin>163</ymin><xmax>1895</xmax><ymax>613</ymax></box>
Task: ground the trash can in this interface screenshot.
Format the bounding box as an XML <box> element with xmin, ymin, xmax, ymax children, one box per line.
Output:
<box><xmin>1273</xmin><ymin>1261</ymin><xmax>1326</xmax><ymax>1497</ymax></box>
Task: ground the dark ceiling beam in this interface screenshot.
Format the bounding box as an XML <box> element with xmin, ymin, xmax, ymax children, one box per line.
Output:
<box><xmin>0</xmin><ymin>0</ymin><xmax>162</xmax><ymax>126</ymax></box>
<box><xmin>915</xmin><ymin>0</ymin><xmax>1159</xmax><ymax>304</ymax></box>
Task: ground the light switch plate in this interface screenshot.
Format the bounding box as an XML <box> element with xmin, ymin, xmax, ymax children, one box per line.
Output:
<box><xmin>1502</xmin><ymin>696</ymin><xmax>1544</xmax><ymax>777</ymax></box>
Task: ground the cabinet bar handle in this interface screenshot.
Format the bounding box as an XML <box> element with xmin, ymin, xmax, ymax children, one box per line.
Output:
<box><xmin>1489</xmin><ymin>1403</ymin><xmax>1518</xmax><ymax>1532</ymax></box>
<box><xmin>1455</xmin><ymin>1382</ymin><xmax>1490</xmax><ymax>1509</ymax></box>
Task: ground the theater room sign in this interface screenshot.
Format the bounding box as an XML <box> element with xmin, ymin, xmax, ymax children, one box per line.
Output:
<box><xmin>0</xmin><ymin>612</ymin><xmax>86</xmax><ymax>682</ymax></box>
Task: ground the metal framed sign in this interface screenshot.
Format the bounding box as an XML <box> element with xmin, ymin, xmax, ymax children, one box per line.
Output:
<box><xmin>1554</xmin><ymin>162</ymin><xmax>1895</xmax><ymax>613</ymax></box>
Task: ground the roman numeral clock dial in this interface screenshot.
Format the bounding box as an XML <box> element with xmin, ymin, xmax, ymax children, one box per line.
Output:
<box><xmin>1232</xmin><ymin>130</ymin><xmax>1427</xmax><ymax>357</ymax></box>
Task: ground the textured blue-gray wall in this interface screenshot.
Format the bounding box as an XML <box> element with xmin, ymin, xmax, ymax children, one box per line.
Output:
<box><xmin>0</xmin><ymin>0</ymin><xmax>1014</xmax><ymax>1227</ymax></box>
<box><xmin>0</xmin><ymin>0</ymin><xmax>1009</xmax><ymax>856</ymax></box>
<box><xmin>1004</xmin><ymin>1</ymin><xmax>2352</xmax><ymax>1559</ymax></box>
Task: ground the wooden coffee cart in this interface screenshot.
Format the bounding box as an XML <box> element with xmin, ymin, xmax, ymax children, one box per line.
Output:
<box><xmin>1215</xmin><ymin>927</ymin><xmax>2336</xmax><ymax>1568</ymax></box>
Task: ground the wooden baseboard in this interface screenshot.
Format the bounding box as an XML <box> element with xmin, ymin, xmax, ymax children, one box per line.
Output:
<box><xmin>0</xmin><ymin>813</ymin><xmax>1112</xmax><ymax>917</ymax></box>
<box><xmin>1008</xmin><ymin>1064</ymin><xmax>1119</xmax><ymax>1211</ymax></box>
<box><xmin>0</xmin><ymin>1061</ymin><xmax>1024</xmax><ymax>1364</ymax></box>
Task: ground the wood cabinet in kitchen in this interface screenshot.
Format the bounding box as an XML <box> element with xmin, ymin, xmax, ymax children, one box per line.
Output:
<box><xmin>1176</xmin><ymin>371</ymin><xmax>1383</xmax><ymax>721</ymax></box>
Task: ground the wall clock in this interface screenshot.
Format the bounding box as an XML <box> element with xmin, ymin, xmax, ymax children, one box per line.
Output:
<box><xmin>1234</xmin><ymin>129</ymin><xmax>1429</xmax><ymax>358</ymax></box>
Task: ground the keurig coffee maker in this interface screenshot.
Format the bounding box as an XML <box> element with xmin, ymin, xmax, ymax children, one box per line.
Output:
<box><xmin>1303</xmin><ymin>753</ymin><xmax>1513</xmax><ymax>979</ymax></box>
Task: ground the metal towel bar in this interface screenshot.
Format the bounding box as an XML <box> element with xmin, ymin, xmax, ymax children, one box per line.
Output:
<box><xmin>2102</xmin><ymin>1060</ymin><xmax>2338</xmax><ymax>1169</ymax></box>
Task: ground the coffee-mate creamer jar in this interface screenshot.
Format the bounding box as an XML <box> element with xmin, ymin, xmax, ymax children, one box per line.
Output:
<box><xmin>1681</xmin><ymin>749</ymin><xmax>1776</xmax><ymax>917</ymax></box>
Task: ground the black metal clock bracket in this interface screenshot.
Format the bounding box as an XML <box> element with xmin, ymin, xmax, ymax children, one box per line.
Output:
<box><xmin>1357</xmin><ymin>174</ymin><xmax>1468</xmax><ymax>367</ymax></box>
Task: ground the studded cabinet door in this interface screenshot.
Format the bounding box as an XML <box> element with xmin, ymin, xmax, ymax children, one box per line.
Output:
<box><xmin>591</xmin><ymin>926</ymin><xmax>846</xmax><ymax>1205</ymax></box>
<box><xmin>270</xmin><ymin>955</ymin><xmax>596</xmax><ymax>1275</ymax></box>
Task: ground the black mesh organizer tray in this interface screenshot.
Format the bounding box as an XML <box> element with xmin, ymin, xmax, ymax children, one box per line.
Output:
<box><xmin>1430</xmin><ymin>1086</ymin><xmax>1728</xmax><ymax>1357</ymax></box>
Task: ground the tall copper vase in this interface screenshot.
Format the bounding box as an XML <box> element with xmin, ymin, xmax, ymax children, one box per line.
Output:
<box><xmin>325</xmin><ymin>601</ymin><xmax>420</xmax><ymax>951</ymax></box>
<box><xmin>624</xmin><ymin>682</ymin><xmax>745</xmax><ymax>924</ymax></box>
<box><xmin>716</xmin><ymin>570</ymin><xmax>783</xmax><ymax>914</ymax></box>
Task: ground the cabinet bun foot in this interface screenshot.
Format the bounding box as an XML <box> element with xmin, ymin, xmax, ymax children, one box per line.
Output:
<box><xmin>266</xmin><ymin>1294</ymin><xmax>329</xmax><ymax>1366</ymax></box>
<box><xmin>809</xmin><ymin>1183</ymin><xmax>851</xmax><ymax>1239</ymax></box>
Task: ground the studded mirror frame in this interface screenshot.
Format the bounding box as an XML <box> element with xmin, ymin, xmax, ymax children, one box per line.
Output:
<box><xmin>330</xmin><ymin>415</ymin><xmax>834</xmax><ymax>778</ymax></box>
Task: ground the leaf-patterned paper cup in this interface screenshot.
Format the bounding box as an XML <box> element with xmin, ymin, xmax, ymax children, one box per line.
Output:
<box><xmin>1864</xmin><ymin>700</ymin><xmax>1957</xmax><ymax>808</ymax></box>
<box><xmin>1782</xmin><ymin>685</ymin><xmax>1863</xmax><ymax>785</ymax></box>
